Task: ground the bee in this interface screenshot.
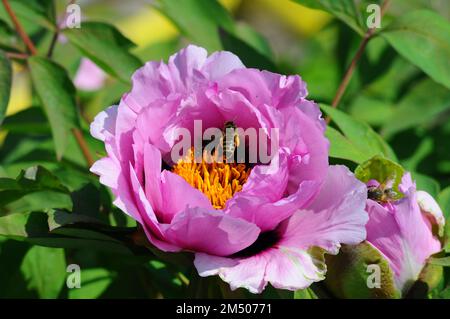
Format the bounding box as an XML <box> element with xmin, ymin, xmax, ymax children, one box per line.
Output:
<box><xmin>222</xmin><ymin>121</ymin><xmax>240</xmax><ymax>162</ymax></box>
<box><xmin>367</xmin><ymin>184</ymin><xmax>398</xmax><ymax>203</ymax></box>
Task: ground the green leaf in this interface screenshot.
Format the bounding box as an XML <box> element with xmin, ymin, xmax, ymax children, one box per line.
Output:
<box><xmin>438</xmin><ymin>187</ymin><xmax>450</xmax><ymax>252</ymax></box>
<box><xmin>146</xmin><ymin>260</ymin><xmax>184</xmax><ymax>298</ymax></box>
<box><xmin>0</xmin><ymin>0</ymin><xmax>56</xmax><ymax>31</ymax></box>
<box><xmin>234</xmin><ymin>23</ymin><xmax>274</xmax><ymax>61</ymax></box>
<box><xmin>21</xmin><ymin>246</ymin><xmax>66</xmax><ymax>298</ymax></box>
<box><xmin>294</xmin><ymin>288</ymin><xmax>318</xmax><ymax>299</ymax></box>
<box><xmin>438</xmin><ymin>187</ymin><xmax>450</xmax><ymax>219</ymax></box>
<box><xmin>292</xmin><ymin>0</ymin><xmax>381</xmax><ymax>36</ymax></box>
<box><xmin>0</xmin><ymin>20</ymin><xmax>19</xmax><ymax>51</ymax></box>
<box><xmin>0</xmin><ymin>210</ymin><xmax>135</xmax><ymax>254</ymax></box>
<box><xmin>324</xmin><ymin>242</ymin><xmax>400</xmax><ymax>299</ymax></box>
<box><xmin>155</xmin><ymin>0</ymin><xmax>235</xmax><ymax>51</ymax></box>
<box><xmin>321</xmin><ymin>104</ymin><xmax>397</xmax><ymax>163</ymax></box>
<box><xmin>62</xmin><ymin>22</ymin><xmax>142</xmax><ymax>82</ymax></box>
<box><xmin>0</xmin><ymin>239</ymin><xmax>37</xmax><ymax>298</ymax></box>
<box><xmin>412</xmin><ymin>172</ymin><xmax>440</xmax><ymax>198</ymax></box>
<box><xmin>325</xmin><ymin>126</ymin><xmax>369</xmax><ymax>163</ymax></box>
<box><xmin>135</xmin><ymin>38</ymin><xmax>180</xmax><ymax>63</ymax></box>
<box><xmin>0</xmin><ymin>166</ymin><xmax>70</xmax><ymax>207</ymax></box>
<box><xmin>1</xmin><ymin>107</ymin><xmax>50</xmax><ymax>134</ymax></box>
<box><xmin>406</xmin><ymin>258</ymin><xmax>444</xmax><ymax>298</ymax></box>
<box><xmin>382</xmin><ymin>10</ymin><xmax>450</xmax><ymax>89</ymax></box>
<box><xmin>0</xmin><ymin>211</ymin><xmax>49</xmax><ymax>240</ymax></box>
<box><xmin>429</xmin><ymin>257</ymin><xmax>450</xmax><ymax>267</ymax></box>
<box><xmin>3</xmin><ymin>191</ymin><xmax>73</xmax><ymax>215</ymax></box>
<box><xmin>348</xmin><ymin>95</ymin><xmax>394</xmax><ymax>127</ymax></box>
<box><xmin>219</xmin><ymin>28</ymin><xmax>277</xmax><ymax>72</ymax></box>
<box><xmin>381</xmin><ymin>79</ymin><xmax>450</xmax><ymax>138</ymax></box>
<box><xmin>355</xmin><ymin>155</ymin><xmax>405</xmax><ymax>198</ymax></box>
<box><xmin>68</xmin><ymin>268</ymin><xmax>115</xmax><ymax>299</ymax></box>
<box><xmin>28</xmin><ymin>57</ymin><xmax>80</xmax><ymax>160</ymax></box>
<box><xmin>155</xmin><ymin>0</ymin><xmax>274</xmax><ymax>66</ymax></box>
<box><xmin>0</xmin><ymin>50</ymin><xmax>11</xmax><ymax>125</ymax></box>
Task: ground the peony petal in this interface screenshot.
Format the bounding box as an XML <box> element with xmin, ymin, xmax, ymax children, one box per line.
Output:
<box><xmin>280</xmin><ymin>106</ymin><xmax>329</xmax><ymax>194</ymax></box>
<box><xmin>168</xmin><ymin>45</ymin><xmax>208</xmax><ymax>89</ymax></box>
<box><xmin>165</xmin><ymin>207</ymin><xmax>260</xmax><ymax>256</ymax></box>
<box><xmin>202</xmin><ymin>50</ymin><xmax>245</xmax><ymax>81</ymax></box>
<box><xmin>195</xmin><ymin>246</ymin><xmax>325</xmax><ymax>293</ymax></box>
<box><xmin>194</xmin><ymin>253</ymin><xmax>269</xmax><ymax>293</ymax></box>
<box><xmin>129</xmin><ymin>61</ymin><xmax>171</xmax><ymax>109</ymax></box>
<box><xmin>128</xmin><ymin>163</ymin><xmax>181</xmax><ymax>252</ymax></box>
<box><xmin>366</xmin><ymin>178</ymin><xmax>442</xmax><ymax>293</ymax></box>
<box><xmin>239</xmin><ymin>151</ymin><xmax>290</xmax><ymax>202</ymax></box>
<box><xmin>143</xmin><ymin>143</ymin><xmax>163</xmax><ymax>212</ymax></box>
<box><xmin>90</xmin><ymin>157</ymin><xmax>119</xmax><ymax>190</ymax></box>
<box><xmin>416</xmin><ymin>190</ymin><xmax>445</xmax><ymax>236</ymax></box>
<box><xmin>279</xmin><ymin>165</ymin><xmax>368</xmax><ymax>254</ymax></box>
<box><xmin>193</xmin><ymin>165</ymin><xmax>367</xmax><ymax>293</ymax></box>
<box><xmin>135</xmin><ymin>99</ymin><xmax>178</xmax><ymax>153</ymax></box>
<box><xmin>264</xmin><ymin>247</ymin><xmax>325</xmax><ymax>291</ymax></box>
<box><xmin>226</xmin><ymin>180</ymin><xmax>319</xmax><ymax>232</ymax></box>
<box><xmin>209</xmin><ymin>88</ymin><xmax>274</xmax><ymax>132</ymax></box>
<box><xmin>90</xmin><ymin>105</ymin><xmax>118</xmax><ymax>142</ymax></box>
<box><xmin>259</xmin><ymin>71</ymin><xmax>308</xmax><ymax>108</ymax></box>
<box><xmin>216</xmin><ymin>68</ymin><xmax>274</xmax><ymax>108</ymax></box>
<box><xmin>160</xmin><ymin>170</ymin><xmax>213</xmax><ymax>223</ymax></box>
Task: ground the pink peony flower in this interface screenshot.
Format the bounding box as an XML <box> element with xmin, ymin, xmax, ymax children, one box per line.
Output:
<box><xmin>365</xmin><ymin>173</ymin><xmax>444</xmax><ymax>294</ymax></box>
<box><xmin>90</xmin><ymin>45</ymin><xmax>368</xmax><ymax>293</ymax></box>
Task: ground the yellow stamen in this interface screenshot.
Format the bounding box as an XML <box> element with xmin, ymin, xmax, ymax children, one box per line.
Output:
<box><xmin>172</xmin><ymin>148</ymin><xmax>251</xmax><ymax>209</ymax></box>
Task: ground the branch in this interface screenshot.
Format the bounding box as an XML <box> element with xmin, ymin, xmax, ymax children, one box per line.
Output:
<box><xmin>47</xmin><ymin>0</ymin><xmax>77</xmax><ymax>58</ymax></box>
<box><xmin>72</xmin><ymin>128</ymin><xmax>94</xmax><ymax>167</ymax></box>
<box><xmin>5</xmin><ymin>52</ymin><xmax>29</xmax><ymax>60</ymax></box>
<box><xmin>1</xmin><ymin>0</ymin><xmax>37</xmax><ymax>55</ymax></box>
<box><xmin>2</xmin><ymin>0</ymin><xmax>94</xmax><ymax>168</ymax></box>
<box><xmin>325</xmin><ymin>0</ymin><xmax>391</xmax><ymax>124</ymax></box>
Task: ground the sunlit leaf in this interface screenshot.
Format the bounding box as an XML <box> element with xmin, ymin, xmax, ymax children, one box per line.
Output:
<box><xmin>21</xmin><ymin>246</ymin><xmax>66</xmax><ymax>298</ymax></box>
<box><xmin>0</xmin><ymin>0</ymin><xmax>56</xmax><ymax>31</ymax></box>
<box><xmin>382</xmin><ymin>10</ymin><xmax>450</xmax><ymax>89</ymax></box>
<box><xmin>321</xmin><ymin>104</ymin><xmax>397</xmax><ymax>163</ymax></box>
<box><xmin>381</xmin><ymin>79</ymin><xmax>450</xmax><ymax>138</ymax></box>
<box><xmin>292</xmin><ymin>0</ymin><xmax>382</xmax><ymax>36</ymax></box>
<box><xmin>219</xmin><ymin>28</ymin><xmax>277</xmax><ymax>72</ymax></box>
<box><xmin>68</xmin><ymin>268</ymin><xmax>115</xmax><ymax>299</ymax></box>
<box><xmin>429</xmin><ymin>257</ymin><xmax>450</xmax><ymax>267</ymax></box>
<box><xmin>325</xmin><ymin>126</ymin><xmax>368</xmax><ymax>163</ymax></box>
<box><xmin>294</xmin><ymin>288</ymin><xmax>318</xmax><ymax>299</ymax></box>
<box><xmin>0</xmin><ymin>166</ymin><xmax>70</xmax><ymax>208</ymax></box>
<box><xmin>155</xmin><ymin>0</ymin><xmax>235</xmax><ymax>51</ymax></box>
<box><xmin>0</xmin><ymin>210</ymin><xmax>135</xmax><ymax>254</ymax></box>
<box><xmin>63</xmin><ymin>22</ymin><xmax>142</xmax><ymax>82</ymax></box>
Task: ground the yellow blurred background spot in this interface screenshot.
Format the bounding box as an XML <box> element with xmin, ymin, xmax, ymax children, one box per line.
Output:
<box><xmin>251</xmin><ymin>0</ymin><xmax>331</xmax><ymax>36</ymax></box>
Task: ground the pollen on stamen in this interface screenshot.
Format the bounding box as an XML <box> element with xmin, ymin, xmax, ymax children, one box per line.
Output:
<box><xmin>172</xmin><ymin>148</ymin><xmax>251</xmax><ymax>209</ymax></box>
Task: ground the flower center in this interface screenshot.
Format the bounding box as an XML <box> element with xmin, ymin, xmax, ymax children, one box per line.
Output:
<box><xmin>172</xmin><ymin>148</ymin><xmax>251</xmax><ymax>209</ymax></box>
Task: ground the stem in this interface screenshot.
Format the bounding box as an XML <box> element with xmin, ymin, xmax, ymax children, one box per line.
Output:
<box><xmin>325</xmin><ymin>0</ymin><xmax>391</xmax><ymax>124</ymax></box>
<box><xmin>2</xmin><ymin>0</ymin><xmax>37</xmax><ymax>55</ymax></box>
<box><xmin>2</xmin><ymin>0</ymin><xmax>95</xmax><ymax>168</ymax></box>
<box><xmin>5</xmin><ymin>52</ymin><xmax>28</xmax><ymax>60</ymax></box>
<box><xmin>72</xmin><ymin>128</ymin><xmax>94</xmax><ymax>167</ymax></box>
<box><xmin>47</xmin><ymin>0</ymin><xmax>76</xmax><ymax>58</ymax></box>
<box><xmin>46</xmin><ymin>30</ymin><xmax>59</xmax><ymax>58</ymax></box>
